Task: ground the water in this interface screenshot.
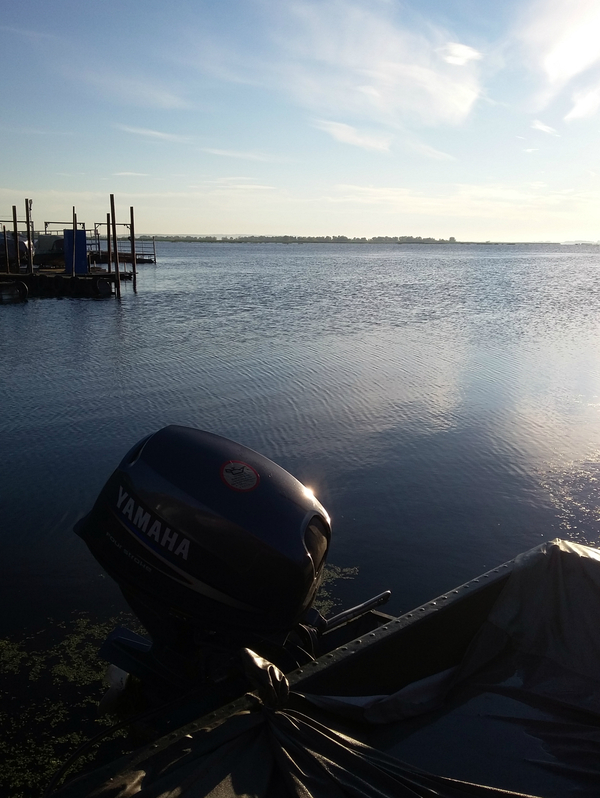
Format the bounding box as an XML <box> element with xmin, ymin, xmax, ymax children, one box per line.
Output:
<box><xmin>2</xmin><ymin>242</ymin><xmax>600</xmax><ymax>636</ymax></box>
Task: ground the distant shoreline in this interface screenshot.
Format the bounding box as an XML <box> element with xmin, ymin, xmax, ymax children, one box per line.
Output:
<box><xmin>137</xmin><ymin>235</ymin><xmax>581</xmax><ymax>245</ymax></box>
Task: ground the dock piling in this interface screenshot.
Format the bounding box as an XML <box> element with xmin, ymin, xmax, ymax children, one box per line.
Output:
<box><xmin>1</xmin><ymin>194</ymin><xmax>145</xmax><ymax>299</ymax></box>
<box><xmin>12</xmin><ymin>206</ymin><xmax>18</xmax><ymax>273</ymax></box>
<box><xmin>3</xmin><ymin>226</ymin><xmax>9</xmax><ymax>272</ymax></box>
<box><xmin>130</xmin><ymin>206</ymin><xmax>137</xmax><ymax>293</ymax></box>
<box><xmin>110</xmin><ymin>194</ymin><xmax>121</xmax><ymax>299</ymax></box>
<box><xmin>25</xmin><ymin>199</ymin><xmax>33</xmax><ymax>274</ymax></box>
<box><xmin>106</xmin><ymin>213</ymin><xmax>112</xmax><ymax>273</ymax></box>
<box><xmin>72</xmin><ymin>207</ymin><xmax>77</xmax><ymax>277</ymax></box>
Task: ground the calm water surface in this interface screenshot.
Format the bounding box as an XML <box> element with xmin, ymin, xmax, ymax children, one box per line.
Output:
<box><xmin>2</xmin><ymin>242</ymin><xmax>600</xmax><ymax>635</ymax></box>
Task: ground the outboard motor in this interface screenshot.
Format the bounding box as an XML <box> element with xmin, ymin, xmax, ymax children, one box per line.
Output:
<box><xmin>75</xmin><ymin>426</ymin><xmax>333</xmax><ymax>704</ymax></box>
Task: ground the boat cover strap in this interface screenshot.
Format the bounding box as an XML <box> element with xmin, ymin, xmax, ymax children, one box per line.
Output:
<box><xmin>56</xmin><ymin>701</ymin><xmax>540</xmax><ymax>798</ymax></box>
<box><xmin>240</xmin><ymin>646</ymin><xmax>290</xmax><ymax>709</ymax></box>
<box><xmin>58</xmin><ymin>539</ymin><xmax>600</xmax><ymax>798</ymax></box>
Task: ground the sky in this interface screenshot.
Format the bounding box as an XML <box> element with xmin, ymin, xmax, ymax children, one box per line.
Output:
<box><xmin>1</xmin><ymin>0</ymin><xmax>600</xmax><ymax>240</ymax></box>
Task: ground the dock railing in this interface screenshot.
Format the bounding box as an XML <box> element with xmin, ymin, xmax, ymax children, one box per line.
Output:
<box><xmin>89</xmin><ymin>223</ymin><xmax>156</xmax><ymax>265</ymax></box>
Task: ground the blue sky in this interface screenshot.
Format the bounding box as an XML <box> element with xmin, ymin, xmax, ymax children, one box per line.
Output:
<box><xmin>1</xmin><ymin>0</ymin><xmax>600</xmax><ymax>239</ymax></box>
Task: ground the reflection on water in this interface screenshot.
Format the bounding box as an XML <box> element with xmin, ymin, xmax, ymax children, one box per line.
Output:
<box><xmin>2</xmin><ymin>243</ymin><xmax>600</xmax><ymax>633</ymax></box>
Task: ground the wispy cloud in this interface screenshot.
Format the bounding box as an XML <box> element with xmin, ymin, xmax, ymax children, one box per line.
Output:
<box><xmin>216</xmin><ymin>184</ymin><xmax>275</xmax><ymax>191</ymax></box>
<box><xmin>113</xmin><ymin>172</ymin><xmax>149</xmax><ymax>177</ymax></box>
<box><xmin>200</xmin><ymin>148</ymin><xmax>285</xmax><ymax>162</ymax></box>
<box><xmin>325</xmin><ymin>182</ymin><xmax>600</xmax><ymax>223</ymax></box>
<box><xmin>531</xmin><ymin>119</ymin><xmax>559</xmax><ymax>135</ymax></box>
<box><xmin>80</xmin><ymin>71</ymin><xmax>190</xmax><ymax>109</ymax></box>
<box><xmin>177</xmin><ymin>181</ymin><xmax>276</xmax><ymax>193</ymax></box>
<box><xmin>539</xmin><ymin>1</ymin><xmax>600</xmax><ymax>87</ymax></box>
<box><xmin>519</xmin><ymin>0</ymin><xmax>600</xmax><ymax>118</ymax></box>
<box><xmin>440</xmin><ymin>43</ymin><xmax>483</xmax><ymax>66</ymax></box>
<box><xmin>206</xmin><ymin>177</ymin><xmax>254</xmax><ymax>183</ymax></box>
<box><xmin>564</xmin><ymin>85</ymin><xmax>600</xmax><ymax>120</ymax></box>
<box><xmin>189</xmin><ymin>177</ymin><xmax>277</xmax><ymax>192</ymax></box>
<box><xmin>0</xmin><ymin>24</ymin><xmax>58</xmax><ymax>41</ymax></box>
<box><xmin>406</xmin><ymin>139</ymin><xmax>456</xmax><ymax>161</ymax></box>
<box><xmin>184</xmin><ymin>0</ymin><xmax>483</xmax><ymax>130</ymax></box>
<box><xmin>0</xmin><ymin>124</ymin><xmax>73</xmax><ymax>137</ymax></box>
<box><xmin>116</xmin><ymin>125</ymin><xmax>193</xmax><ymax>143</ymax></box>
<box><xmin>313</xmin><ymin>120</ymin><xmax>391</xmax><ymax>151</ymax></box>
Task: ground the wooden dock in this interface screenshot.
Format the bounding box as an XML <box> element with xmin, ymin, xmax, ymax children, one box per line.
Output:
<box><xmin>88</xmin><ymin>250</ymin><xmax>155</xmax><ymax>265</ymax></box>
<box><xmin>1</xmin><ymin>194</ymin><xmax>148</xmax><ymax>300</ymax></box>
<box><xmin>0</xmin><ymin>269</ymin><xmax>130</xmax><ymax>299</ymax></box>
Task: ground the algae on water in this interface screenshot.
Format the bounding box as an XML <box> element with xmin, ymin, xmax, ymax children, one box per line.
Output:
<box><xmin>314</xmin><ymin>564</ymin><xmax>359</xmax><ymax>616</ymax></box>
<box><xmin>0</xmin><ymin>565</ymin><xmax>357</xmax><ymax>798</ymax></box>
<box><xmin>0</xmin><ymin>614</ymin><xmax>136</xmax><ymax>798</ymax></box>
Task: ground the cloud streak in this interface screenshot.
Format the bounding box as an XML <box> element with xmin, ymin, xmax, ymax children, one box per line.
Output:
<box><xmin>80</xmin><ymin>71</ymin><xmax>190</xmax><ymax>109</ymax></box>
<box><xmin>116</xmin><ymin>126</ymin><xmax>193</xmax><ymax>143</ymax></box>
<box><xmin>440</xmin><ymin>43</ymin><xmax>483</xmax><ymax>66</ymax></box>
<box><xmin>200</xmin><ymin>148</ymin><xmax>286</xmax><ymax>162</ymax></box>
<box><xmin>406</xmin><ymin>139</ymin><xmax>456</xmax><ymax>161</ymax></box>
<box><xmin>518</xmin><ymin>0</ymin><xmax>600</xmax><ymax>119</ymax></box>
<box><xmin>0</xmin><ymin>24</ymin><xmax>58</xmax><ymax>41</ymax></box>
<box><xmin>313</xmin><ymin>120</ymin><xmax>391</xmax><ymax>151</ymax></box>
<box><xmin>531</xmin><ymin>119</ymin><xmax>559</xmax><ymax>135</ymax></box>
<box><xmin>564</xmin><ymin>85</ymin><xmax>600</xmax><ymax>120</ymax></box>
<box><xmin>185</xmin><ymin>0</ymin><xmax>484</xmax><ymax>131</ymax></box>
<box><xmin>0</xmin><ymin>124</ymin><xmax>73</xmax><ymax>137</ymax></box>
<box><xmin>114</xmin><ymin>131</ymin><xmax>285</xmax><ymax>162</ymax></box>
<box><xmin>325</xmin><ymin>181</ymin><xmax>600</xmax><ymax>222</ymax></box>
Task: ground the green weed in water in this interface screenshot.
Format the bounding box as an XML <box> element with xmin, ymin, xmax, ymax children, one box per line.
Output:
<box><xmin>0</xmin><ymin>565</ymin><xmax>357</xmax><ymax>797</ymax></box>
<box><xmin>0</xmin><ymin>614</ymin><xmax>138</xmax><ymax>798</ymax></box>
<box><xmin>314</xmin><ymin>564</ymin><xmax>359</xmax><ymax>616</ymax></box>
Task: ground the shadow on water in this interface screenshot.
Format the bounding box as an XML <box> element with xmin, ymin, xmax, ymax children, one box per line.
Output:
<box><xmin>3</xmin><ymin>243</ymin><xmax>600</xmax><ymax>792</ymax></box>
<box><xmin>0</xmin><ymin>612</ymin><xmax>137</xmax><ymax>798</ymax></box>
<box><xmin>0</xmin><ymin>566</ymin><xmax>357</xmax><ymax>798</ymax></box>
<box><xmin>3</xmin><ymin>243</ymin><xmax>600</xmax><ymax>622</ymax></box>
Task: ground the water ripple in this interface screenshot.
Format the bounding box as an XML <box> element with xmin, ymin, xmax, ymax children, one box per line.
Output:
<box><xmin>2</xmin><ymin>243</ymin><xmax>600</xmax><ymax>630</ymax></box>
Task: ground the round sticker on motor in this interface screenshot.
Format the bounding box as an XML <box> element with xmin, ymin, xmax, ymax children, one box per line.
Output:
<box><xmin>220</xmin><ymin>461</ymin><xmax>260</xmax><ymax>492</ymax></box>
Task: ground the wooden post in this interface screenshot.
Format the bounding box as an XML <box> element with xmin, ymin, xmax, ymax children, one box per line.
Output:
<box><xmin>25</xmin><ymin>198</ymin><xmax>33</xmax><ymax>274</ymax></box>
<box><xmin>106</xmin><ymin>213</ymin><xmax>112</xmax><ymax>273</ymax></box>
<box><xmin>12</xmin><ymin>205</ymin><xmax>19</xmax><ymax>274</ymax></box>
<box><xmin>3</xmin><ymin>226</ymin><xmax>9</xmax><ymax>273</ymax></box>
<box><xmin>130</xmin><ymin>206</ymin><xmax>137</xmax><ymax>292</ymax></box>
<box><xmin>152</xmin><ymin>235</ymin><xmax>156</xmax><ymax>264</ymax></box>
<box><xmin>72</xmin><ymin>206</ymin><xmax>77</xmax><ymax>276</ymax></box>
<box><xmin>110</xmin><ymin>194</ymin><xmax>121</xmax><ymax>299</ymax></box>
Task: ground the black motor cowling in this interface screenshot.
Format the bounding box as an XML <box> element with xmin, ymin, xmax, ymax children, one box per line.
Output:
<box><xmin>75</xmin><ymin>426</ymin><xmax>331</xmax><ymax>656</ymax></box>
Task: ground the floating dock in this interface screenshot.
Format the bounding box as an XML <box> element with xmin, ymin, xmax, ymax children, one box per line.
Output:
<box><xmin>0</xmin><ymin>194</ymin><xmax>153</xmax><ymax>300</ymax></box>
<box><xmin>0</xmin><ymin>270</ymin><xmax>131</xmax><ymax>299</ymax></box>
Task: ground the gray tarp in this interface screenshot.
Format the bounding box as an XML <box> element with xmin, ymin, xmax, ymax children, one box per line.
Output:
<box><xmin>56</xmin><ymin>700</ymin><xmax>540</xmax><ymax>797</ymax></box>
<box><xmin>307</xmin><ymin>538</ymin><xmax>600</xmax><ymax>724</ymax></box>
<box><xmin>56</xmin><ymin>539</ymin><xmax>600</xmax><ymax>797</ymax></box>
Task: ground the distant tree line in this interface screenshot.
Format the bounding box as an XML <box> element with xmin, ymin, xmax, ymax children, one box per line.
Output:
<box><xmin>138</xmin><ymin>235</ymin><xmax>458</xmax><ymax>244</ymax></box>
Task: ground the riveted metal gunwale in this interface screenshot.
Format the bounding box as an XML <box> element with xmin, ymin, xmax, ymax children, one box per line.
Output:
<box><xmin>67</xmin><ymin>555</ymin><xmax>517</xmax><ymax>789</ymax></box>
